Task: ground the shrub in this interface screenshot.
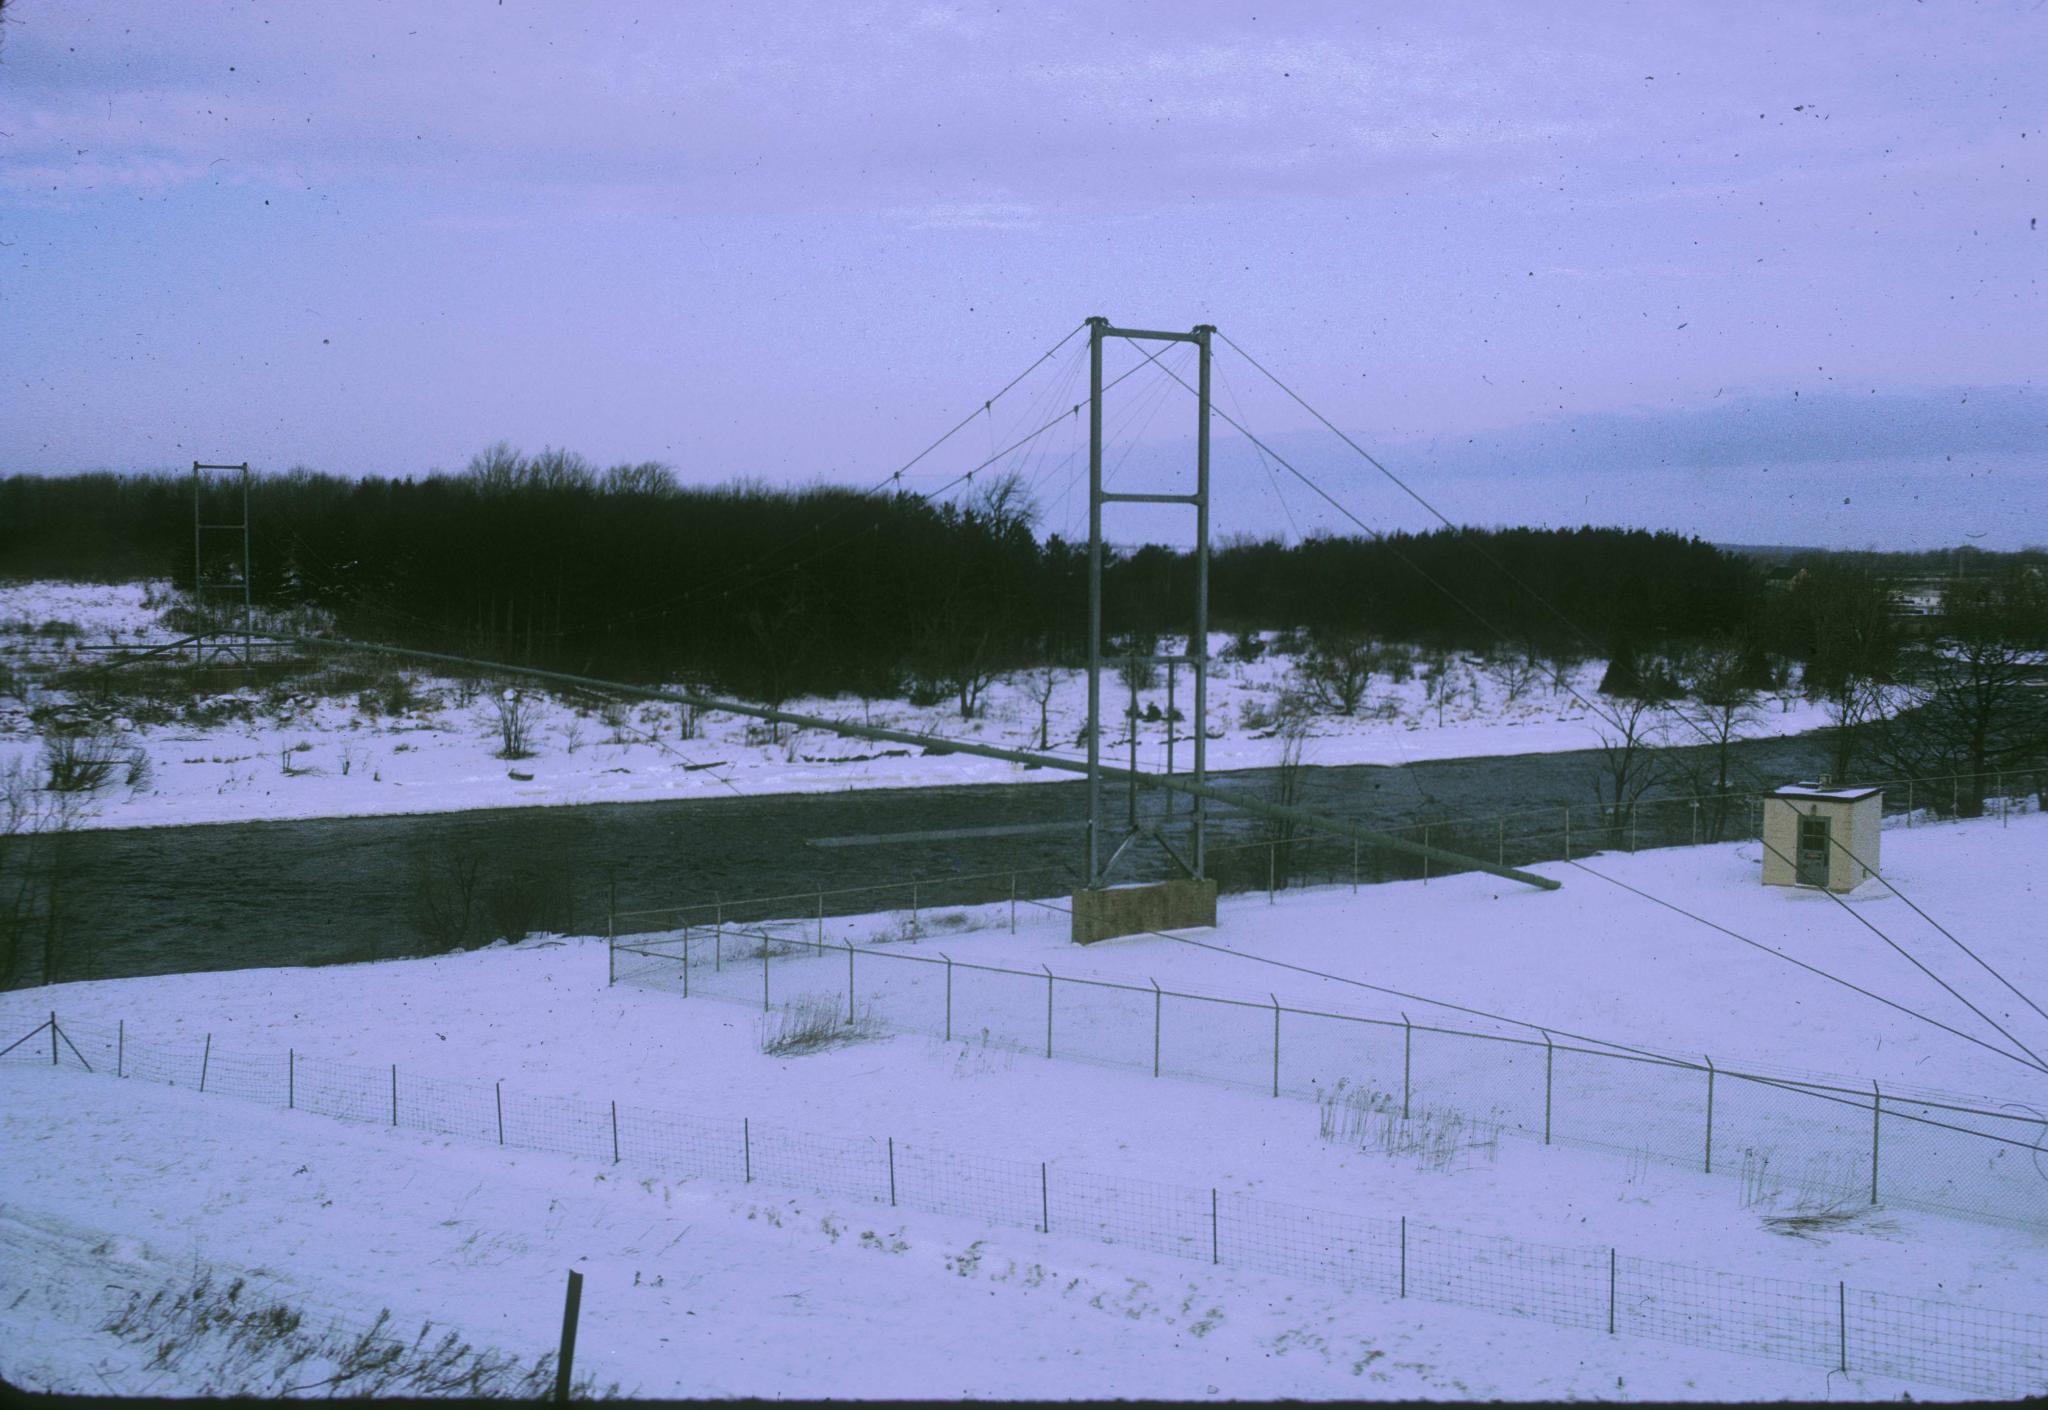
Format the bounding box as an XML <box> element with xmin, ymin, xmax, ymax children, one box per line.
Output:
<box><xmin>42</xmin><ymin>730</ymin><xmax>122</xmax><ymax>792</ymax></box>
<box><xmin>1221</xmin><ymin>629</ymin><xmax>1265</xmax><ymax>664</ymax></box>
<box><xmin>488</xmin><ymin>690</ymin><xmax>540</xmax><ymax>759</ymax></box>
<box><xmin>759</xmin><ymin>995</ymin><xmax>884</xmax><ymax>1056</ymax></box>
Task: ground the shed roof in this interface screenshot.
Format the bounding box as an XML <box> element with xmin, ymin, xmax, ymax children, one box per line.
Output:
<box><xmin>1770</xmin><ymin>782</ymin><xmax>1882</xmax><ymax>802</ymax></box>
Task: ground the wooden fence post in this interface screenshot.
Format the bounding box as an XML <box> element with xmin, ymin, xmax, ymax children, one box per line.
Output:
<box><xmin>554</xmin><ymin>1269</ymin><xmax>583</xmax><ymax>1403</ymax></box>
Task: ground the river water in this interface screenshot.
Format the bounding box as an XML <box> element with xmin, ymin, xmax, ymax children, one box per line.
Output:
<box><xmin>7</xmin><ymin>732</ymin><xmax>1830</xmax><ymax>985</ymax></box>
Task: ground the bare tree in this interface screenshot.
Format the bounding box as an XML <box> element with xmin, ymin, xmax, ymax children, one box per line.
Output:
<box><xmin>1484</xmin><ymin>646</ymin><xmax>1544</xmax><ymax>706</ymax></box>
<box><xmin>964</xmin><ymin>470</ymin><xmax>1042</xmax><ymax>539</ymax></box>
<box><xmin>489</xmin><ymin>689</ymin><xmax>540</xmax><ymax>760</ymax></box>
<box><xmin>1869</xmin><ymin>567</ymin><xmax>2048</xmax><ymax>814</ymax></box>
<box><xmin>1268</xmin><ymin>718</ymin><xmax>1310</xmax><ymax>889</ymax></box>
<box><xmin>1294</xmin><ymin>633</ymin><xmax>1376</xmax><ymax>716</ymax></box>
<box><xmin>1588</xmin><ymin>695</ymin><xmax>1668</xmax><ymax>837</ymax></box>
<box><xmin>1672</xmin><ymin>639</ymin><xmax>1763</xmax><ymax>840</ymax></box>
<box><xmin>1544</xmin><ymin>642</ymin><xmax>1588</xmax><ymax>697</ymax></box>
<box><xmin>1774</xmin><ymin>563</ymin><xmax>1901</xmax><ymax>781</ymax></box>
<box><xmin>1017</xmin><ymin>657</ymin><xmax>1064</xmax><ymax>751</ymax></box>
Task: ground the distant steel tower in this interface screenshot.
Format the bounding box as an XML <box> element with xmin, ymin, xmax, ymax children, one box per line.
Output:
<box><xmin>192</xmin><ymin>460</ymin><xmax>254</xmax><ymax>666</ymax></box>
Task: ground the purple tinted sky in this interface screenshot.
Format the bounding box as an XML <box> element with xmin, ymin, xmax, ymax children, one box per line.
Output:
<box><xmin>1</xmin><ymin>1</ymin><xmax>2041</xmax><ymax>548</ymax></box>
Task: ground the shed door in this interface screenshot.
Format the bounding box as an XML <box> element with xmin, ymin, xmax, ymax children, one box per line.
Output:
<box><xmin>1796</xmin><ymin>815</ymin><xmax>1831</xmax><ymax>888</ymax></box>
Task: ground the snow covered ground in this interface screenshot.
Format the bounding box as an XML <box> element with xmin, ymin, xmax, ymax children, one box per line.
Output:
<box><xmin>4</xmin><ymin>1067</ymin><xmax>1947</xmax><ymax>1401</ymax></box>
<box><xmin>3</xmin><ymin>814</ymin><xmax>2044</xmax><ymax>1397</ymax></box>
<box><xmin>0</xmin><ymin>578</ymin><xmax>1836</xmax><ymax>832</ymax></box>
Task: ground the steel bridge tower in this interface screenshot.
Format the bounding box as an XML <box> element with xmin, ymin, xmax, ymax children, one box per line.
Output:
<box><xmin>1082</xmin><ymin>317</ymin><xmax>1213</xmax><ymax>892</ymax></box>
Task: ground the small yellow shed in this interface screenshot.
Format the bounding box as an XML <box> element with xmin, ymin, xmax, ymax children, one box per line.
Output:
<box><xmin>1762</xmin><ymin>782</ymin><xmax>1882</xmax><ymax>892</ymax></box>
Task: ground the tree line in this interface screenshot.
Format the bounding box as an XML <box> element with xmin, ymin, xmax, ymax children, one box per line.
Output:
<box><xmin>2</xmin><ymin>453</ymin><xmax>1778</xmax><ymax>695</ymax></box>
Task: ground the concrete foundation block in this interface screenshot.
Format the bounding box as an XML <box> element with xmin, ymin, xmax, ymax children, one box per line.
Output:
<box><xmin>1071</xmin><ymin>878</ymin><xmax>1218</xmax><ymax>944</ymax></box>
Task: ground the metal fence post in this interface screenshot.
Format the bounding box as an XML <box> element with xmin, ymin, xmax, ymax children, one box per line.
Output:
<box><xmin>1839</xmin><ymin>1281</ymin><xmax>1847</xmax><ymax>1372</ymax></box>
<box><xmin>1542</xmin><ymin>1031</ymin><xmax>1553</xmax><ymax>1145</ymax></box>
<box><xmin>744</xmin><ymin>1117</ymin><xmax>752</xmax><ymax>1183</ymax></box>
<box><xmin>1151</xmin><ymin>978</ymin><xmax>1162</xmax><ymax>1078</ymax></box>
<box><xmin>1609</xmin><ymin>1248</ymin><xmax>1617</xmax><ymax>1334</ymax></box>
<box><xmin>1010</xmin><ymin>873</ymin><xmax>1018</xmax><ymax>934</ymax></box>
<box><xmin>1399</xmin><ymin>1216</ymin><xmax>1407</xmax><ymax>1298</ymax></box>
<box><xmin>288</xmin><ymin>1048</ymin><xmax>294</xmax><ymax>1109</ymax></box>
<box><xmin>762</xmin><ymin>938</ymin><xmax>770</xmax><ymax>1013</ymax></box>
<box><xmin>1564</xmin><ymin>805</ymin><xmax>1571</xmax><ymax>860</ymax></box>
<box><xmin>1270</xmin><ymin>994</ymin><xmax>1281</xmax><ymax>1098</ymax></box>
<box><xmin>117</xmin><ymin>1020</ymin><xmax>124</xmax><ymax>1080</ymax></box>
<box><xmin>911</xmin><ymin>880</ymin><xmax>920</xmax><ymax>936</ymax></box>
<box><xmin>887</xmin><ymin>1136</ymin><xmax>897</xmax><ymax>1207</ymax></box>
<box><xmin>496</xmin><ymin>1080</ymin><xmax>505</xmax><ymax>1146</ymax></box>
<box><xmin>50</xmin><ymin>1011</ymin><xmax>58</xmax><ymax>1067</ymax></box>
<box><xmin>1210</xmin><ymin>1188</ymin><xmax>1219</xmax><ymax>1264</ymax></box>
<box><xmin>1704</xmin><ymin>1056</ymin><xmax>1715</xmax><ymax>1174</ymax></box>
<box><xmin>681</xmin><ymin>931</ymin><xmax>691</xmax><ymax>999</ymax></box>
<box><xmin>944</xmin><ymin>954</ymin><xmax>953</xmax><ymax>1041</ymax></box>
<box><xmin>391</xmin><ymin>1064</ymin><xmax>398</xmax><ymax>1127</ymax></box>
<box><xmin>606</xmin><ymin>909</ymin><xmax>615</xmax><ymax>987</ymax></box>
<box><xmin>1043</xmin><ymin>965</ymin><xmax>1054</xmax><ymax>1060</ymax></box>
<box><xmin>1871</xmin><ymin>1081</ymin><xmax>1881</xmax><ymax>1205</ymax></box>
<box><xmin>846</xmin><ymin>941</ymin><xmax>856</xmax><ymax>1024</ymax></box>
<box><xmin>1401</xmin><ymin>1013</ymin><xmax>1412</xmax><ymax>1120</ymax></box>
<box><xmin>1040</xmin><ymin>1162</ymin><xmax>1049</xmax><ymax>1233</ymax></box>
<box><xmin>817</xmin><ymin>890</ymin><xmax>825</xmax><ymax>950</ymax></box>
<box><xmin>714</xmin><ymin>895</ymin><xmax>722</xmax><ymax>971</ymax></box>
<box><xmin>200</xmin><ymin>1032</ymin><xmax>211</xmax><ymax>1092</ymax></box>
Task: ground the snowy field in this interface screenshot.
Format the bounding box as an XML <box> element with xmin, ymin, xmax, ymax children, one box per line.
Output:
<box><xmin>3</xmin><ymin>813</ymin><xmax>2044</xmax><ymax>1397</ymax></box>
<box><xmin>0</xmin><ymin>578</ymin><xmax>1836</xmax><ymax>831</ymax></box>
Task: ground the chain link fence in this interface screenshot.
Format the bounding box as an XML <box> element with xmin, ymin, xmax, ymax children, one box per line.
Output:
<box><xmin>5</xmin><ymin>1011</ymin><xmax>2042</xmax><ymax>1399</ymax></box>
<box><xmin>608</xmin><ymin>917</ymin><xmax>2048</xmax><ymax>1236</ymax></box>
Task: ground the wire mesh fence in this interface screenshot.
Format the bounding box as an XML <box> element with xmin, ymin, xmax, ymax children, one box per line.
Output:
<box><xmin>611</xmin><ymin>914</ymin><xmax>2048</xmax><ymax>1236</ymax></box>
<box><xmin>6</xmin><ymin>1009</ymin><xmax>2042</xmax><ymax>1399</ymax></box>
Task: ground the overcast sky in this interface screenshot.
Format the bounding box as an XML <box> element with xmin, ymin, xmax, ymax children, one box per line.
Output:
<box><xmin>2</xmin><ymin>1</ymin><xmax>2041</xmax><ymax>549</ymax></box>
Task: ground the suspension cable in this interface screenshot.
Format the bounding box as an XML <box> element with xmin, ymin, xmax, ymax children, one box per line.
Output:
<box><xmin>1565</xmin><ymin>860</ymin><xmax>2046</xmax><ymax>1076</ymax></box>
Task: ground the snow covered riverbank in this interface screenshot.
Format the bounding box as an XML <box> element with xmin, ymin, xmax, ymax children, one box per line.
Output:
<box><xmin>0</xmin><ymin>579</ymin><xmax>1837</xmax><ymax>832</ymax></box>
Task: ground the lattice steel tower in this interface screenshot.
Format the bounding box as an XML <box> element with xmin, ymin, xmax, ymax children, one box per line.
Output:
<box><xmin>191</xmin><ymin>460</ymin><xmax>255</xmax><ymax>666</ymax></box>
<box><xmin>1083</xmin><ymin>317</ymin><xmax>1213</xmax><ymax>889</ymax></box>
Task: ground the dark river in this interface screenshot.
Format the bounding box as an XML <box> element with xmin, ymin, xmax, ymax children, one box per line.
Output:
<box><xmin>6</xmin><ymin>732</ymin><xmax>1831</xmax><ymax>986</ymax></box>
